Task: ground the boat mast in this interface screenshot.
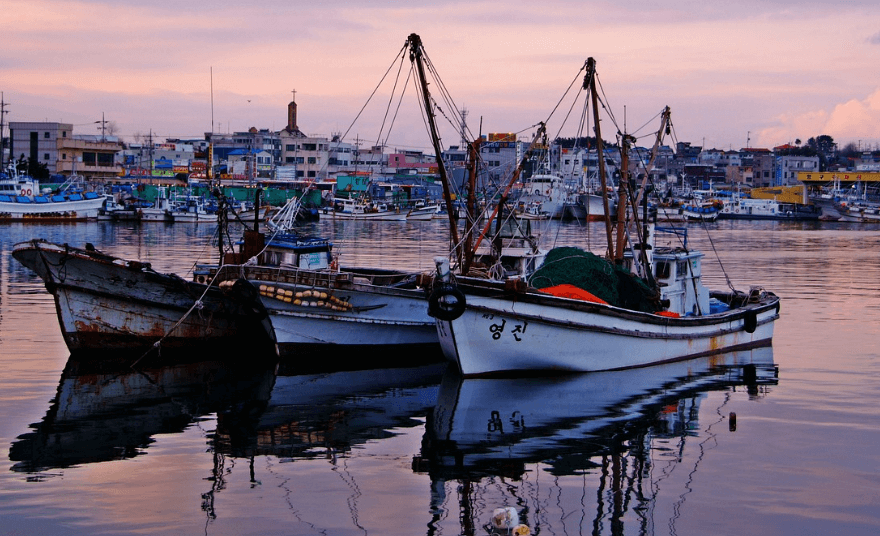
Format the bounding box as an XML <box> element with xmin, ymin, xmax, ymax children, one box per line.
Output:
<box><xmin>461</xmin><ymin>136</ymin><xmax>481</xmax><ymax>274</ymax></box>
<box><xmin>408</xmin><ymin>33</ymin><xmax>462</xmax><ymax>266</ymax></box>
<box><xmin>469</xmin><ymin>124</ymin><xmax>547</xmax><ymax>255</ymax></box>
<box><xmin>584</xmin><ymin>58</ymin><xmax>616</xmax><ymax>259</ymax></box>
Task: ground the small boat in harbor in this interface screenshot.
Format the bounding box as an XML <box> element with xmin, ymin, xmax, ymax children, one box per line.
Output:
<box><xmin>167</xmin><ymin>192</ymin><xmax>219</xmax><ymax>223</ymax></box>
<box><xmin>681</xmin><ymin>200</ymin><xmax>721</xmax><ymax>222</ymax></box>
<box><xmin>12</xmin><ymin>239</ymin><xmax>276</xmax><ymax>358</ymax></box>
<box><xmin>719</xmin><ymin>196</ymin><xmax>822</xmax><ymax>221</ymax></box>
<box><xmin>330</xmin><ymin>196</ymin><xmax>407</xmax><ymax>221</ymax></box>
<box><xmin>0</xmin><ymin>164</ymin><xmax>109</xmax><ymax>221</ymax></box>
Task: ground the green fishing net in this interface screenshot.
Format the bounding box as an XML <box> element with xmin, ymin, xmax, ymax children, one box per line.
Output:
<box><xmin>528</xmin><ymin>247</ymin><xmax>660</xmax><ymax>313</ymax></box>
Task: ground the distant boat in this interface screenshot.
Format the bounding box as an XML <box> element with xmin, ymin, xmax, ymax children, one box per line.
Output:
<box><xmin>406</xmin><ymin>202</ymin><xmax>441</xmax><ymax>220</ymax></box>
<box><xmin>330</xmin><ymin>196</ymin><xmax>407</xmax><ymax>221</ymax></box>
<box><xmin>681</xmin><ymin>200</ymin><xmax>721</xmax><ymax>222</ymax></box>
<box><xmin>167</xmin><ymin>192</ymin><xmax>219</xmax><ymax>223</ymax></box>
<box><xmin>719</xmin><ymin>196</ymin><xmax>822</xmax><ymax>221</ymax></box>
<box><xmin>0</xmin><ymin>164</ymin><xmax>109</xmax><ymax>221</ymax></box>
<box><xmin>13</xmin><ymin>239</ymin><xmax>276</xmax><ymax>358</ymax></box>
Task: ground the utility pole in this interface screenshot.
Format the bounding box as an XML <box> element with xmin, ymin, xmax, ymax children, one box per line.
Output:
<box><xmin>96</xmin><ymin>112</ymin><xmax>108</xmax><ymax>142</ymax></box>
<box><xmin>0</xmin><ymin>92</ymin><xmax>8</xmax><ymax>171</ymax></box>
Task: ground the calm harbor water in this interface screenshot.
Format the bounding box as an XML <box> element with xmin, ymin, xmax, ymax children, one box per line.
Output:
<box><xmin>1</xmin><ymin>217</ymin><xmax>879</xmax><ymax>535</ymax></box>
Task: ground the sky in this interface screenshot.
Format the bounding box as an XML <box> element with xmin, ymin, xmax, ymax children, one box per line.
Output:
<box><xmin>3</xmin><ymin>0</ymin><xmax>880</xmax><ymax>154</ymax></box>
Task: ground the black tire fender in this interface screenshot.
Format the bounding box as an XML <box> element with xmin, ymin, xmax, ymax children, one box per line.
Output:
<box><xmin>743</xmin><ymin>310</ymin><xmax>758</xmax><ymax>334</ymax></box>
<box><xmin>428</xmin><ymin>285</ymin><xmax>466</xmax><ymax>321</ymax></box>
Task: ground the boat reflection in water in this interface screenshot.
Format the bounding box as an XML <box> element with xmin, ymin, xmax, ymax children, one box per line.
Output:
<box><xmin>8</xmin><ymin>354</ymin><xmax>278</xmax><ymax>475</ymax></box>
<box><xmin>7</xmin><ymin>347</ymin><xmax>776</xmax><ymax>534</ymax></box>
<box><xmin>415</xmin><ymin>347</ymin><xmax>777</xmax><ymax>535</ymax></box>
<box><xmin>214</xmin><ymin>362</ymin><xmax>446</xmax><ymax>459</ymax></box>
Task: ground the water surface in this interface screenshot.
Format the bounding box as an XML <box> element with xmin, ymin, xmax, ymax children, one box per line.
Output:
<box><xmin>1</xmin><ymin>218</ymin><xmax>878</xmax><ymax>535</ymax></box>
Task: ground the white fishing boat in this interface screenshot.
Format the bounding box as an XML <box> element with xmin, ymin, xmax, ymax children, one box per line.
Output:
<box><xmin>418</xmin><ymin>56</ymin><xmax>780</xmax><ymax>377</ymax></box>
<box><xmin>430</xmin><ymin>227</ymin><xmax>779</xmax><ymax>376</ymax></box>
<box><xmin>139</xmin><ymin>186</ymin><xmax>173</xmax><ymax>222</ymax></box>
<box><xmin>406</xmin><ymin>202</ymin><xmax>441</xmax><ymax>220</ymax></box>
<box><xmin>720</xmin><ymin>196</ymin><xmax>822</xmax><ymax>221</ymax></box>
<box><xmin>330</xmin><ymin>196</ymin><xmax>407</xmax><ymax>221</ymax></box>
<box><xmin>12</xmin><ymin>239</ymin><xmax>276</xmax><ymax>357</ymax></box>
<box><xmin>0</xmin><ymin>164</ymin><xmax>109</xmax><ymax>221</ymax></box>
<box><xmin>681</xmin><ymin>200</ymin><xmax>721</xmax><ymax>222</ymax></box>
<box><xmin>518</xmin><ymin>173</ymin><xmax>566</xmax><ymax>218</ymax></box>
<box><xmin>167</xmin><ymin>192</ymin><xmax>219</xmax><ymax>223</ymax></box>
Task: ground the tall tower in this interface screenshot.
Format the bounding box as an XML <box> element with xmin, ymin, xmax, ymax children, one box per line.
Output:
<box><xmin>286</xmin><ymin>89</ymin><xmax>300</xmax><ymax>134</ymax></box>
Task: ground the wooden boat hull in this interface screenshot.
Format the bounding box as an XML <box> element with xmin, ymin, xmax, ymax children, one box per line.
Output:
<box><xmin>210</xmin><ymin>264</ymin><xmax>440</xmax><ymax>358</ymax></box>
<box><xmin>12</xmin><ymin>240</ymin><xmax>276</xmax><ymax>357</ymax></box>
<box><xmin>434</xmin><ymin>280</ymin><xmax>779</xmax><ymax>377</ymax></box>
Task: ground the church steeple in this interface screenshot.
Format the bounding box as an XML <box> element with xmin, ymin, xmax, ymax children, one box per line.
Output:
<box><xmin>286</xmin><ymin>89</ymin><xmax>300</xmax><ymax>135</ymax></box>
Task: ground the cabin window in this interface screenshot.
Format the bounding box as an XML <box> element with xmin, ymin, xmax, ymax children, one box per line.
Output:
<box><xmin>655</xmin><ymin>261</ymin><xmax>672</xmax><ymax>280</ymax></box>
<box><xmin>677</xmin><ymin>260</ymin><xmax>689</xmax><ymax>277</ymax></box>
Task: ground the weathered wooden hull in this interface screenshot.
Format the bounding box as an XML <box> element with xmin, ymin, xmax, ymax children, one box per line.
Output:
<box><xmin>210</xmin><ymin>264</ymin><xmax>440</xmax><ymax>359</ymax></box>
<box><xmin>12</xmin><ymin>240</ymin><xmax>276</xmax><ymax>357</ymax></box>
<box><xmin>435</xmin><ymin>279</ymin><xmax>779</xmax><ymax>377</ymax></box>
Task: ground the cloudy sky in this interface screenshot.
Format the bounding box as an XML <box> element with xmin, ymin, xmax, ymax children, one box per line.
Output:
<box><xmin>3</xmin><ymin>0</ymin><xmax>880</xmax><ymax>153</ymax></box>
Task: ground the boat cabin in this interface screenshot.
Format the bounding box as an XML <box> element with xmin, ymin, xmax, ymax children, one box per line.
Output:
<box><xmin>652</xmin><ymin>247</ymin><xmax>710</xmax><ymax>316</ymax></box>
<box><xmin>261</xmin><ymin>233</ymin><xmax>333</xmax><ymax>270</ymax></box>
<box><xmin>624</xmin><ymin>226</ymin><xmax>711</xmax><ymax>316</ymax></box>
<box><xmin>472</xmin><ymin>217</ymin><xmax>547</xmax><ymax>279</ymax></box>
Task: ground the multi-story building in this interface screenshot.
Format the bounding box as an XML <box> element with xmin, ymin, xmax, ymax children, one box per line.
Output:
<box><xmin>9</xmin><ymin>121</ymin><xmax>122</xmax><ymax>180</ymax></box>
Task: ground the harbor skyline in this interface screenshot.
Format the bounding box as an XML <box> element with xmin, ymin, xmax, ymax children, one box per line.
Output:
<box><xmin>3</xmin><ymin>1</ymin><xmax>880</xmax><ymax>152</ymax></box>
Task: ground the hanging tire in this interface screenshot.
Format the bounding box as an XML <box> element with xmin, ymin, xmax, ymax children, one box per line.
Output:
<box><xmin>428</xmin><ymin>285</ymin><xmax>466</xmax><ymax>321</ymax></box>
<box><xmin>743</xmin><ymin>310</ymin><xmax>757</xmax><ymax>334</ymax></box>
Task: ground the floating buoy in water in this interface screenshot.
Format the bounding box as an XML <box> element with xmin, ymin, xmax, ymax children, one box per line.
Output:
<box><xmin>491</xmin><ymin>507</ymin><xmax>520</xmax><ymax>530</ymax></box>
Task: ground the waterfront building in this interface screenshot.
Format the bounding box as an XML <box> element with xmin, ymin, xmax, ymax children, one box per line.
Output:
<box><xmin>9</xmin><ymin>121</ymin><xmax>122</xmax><ymax>180</ymax></box>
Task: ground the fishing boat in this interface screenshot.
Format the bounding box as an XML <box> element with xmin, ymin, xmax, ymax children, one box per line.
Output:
<box><xmin>720</xmin><ymin>196</ymin><xmax>822</xmax><ymax>220</ymax></box>
<box><xmin>833</xmin><ymin>200</ymin><xmax>880</xmax><ymax>222</ymax></box>
<box><xmin>196</xmin><ymin>229</ymin><xmax>441</xmax><ymax>363</ymax></box>
<box><xmin>167</xmin><ymin>191</ymin><xmax>219</xmax><ymax>223</ymax></box>
<box><xmin>681</xmin><ymin>200</ymin><xmax>721</xmax><ymax>222</ymax></box>
<box><xmin>12</xmin><ymin>239</ymin><xmax>276</xmax><ymax>358</ymax></box>
<box><xmin>418</xmin><ymin>55</ymin><xmax>780</xmax><ymax>376</ymax></box>
<box><xmin>0</xmin><ymin>164</ymin><xmax>109</xmax><ymax>221</ymax></box>
<box><xmin>406</xmin><ymin>201</ymin><xmax>442</xmax><ymax>220</ymax></box>
<box><xmin>330</xmin><ymin>196</ymin><xmax>407</xmax><ymax>221</ymax></box>
<box><xmin>139</xmin><ymin>186</ymin><xmax>174</xmax><ymax>222</ymax></box>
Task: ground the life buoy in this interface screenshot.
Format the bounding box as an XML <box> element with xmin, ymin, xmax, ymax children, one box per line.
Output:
<box><xmin>20</xmin><ymin>188</ymin><xmax>32</xmax><ymax>196</ymax></box>
<box><xmin>743</xmin><ymin>310</ymin><xmax>758</xmax><ymax>333</ymax></box>
<box><xmin>428</xmin><ymin>284</ymin><xmax>466</xmax><ymax>321</ymax></box>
